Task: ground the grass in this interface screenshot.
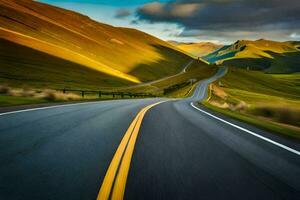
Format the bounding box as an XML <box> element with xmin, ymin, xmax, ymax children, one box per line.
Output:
<box><xmin>0</xmin><ymin>0</ymin><xmax>217</xmax><ymax>107</ymax></box>
<box><xmin>0</xmin><ymin>59</ymin><xmax>216</xmax><ymax>107</ymax></box>
<box><xmin>175</xmin><ymin>42</ymin><xmax>222</xmax><ymax>57</ymax></box>
<box><xmin>0</xmin><ymin>39</ymin><xmax>134</xmax><ymax>89</ymax></box>
<box><xmin>0</xmin><ymin>95</ymin><xmax>48</xmax><ymax>107</ymax></box>
<box><xmin>203</xmin><ymin>102</ymin><xmax>300</xmax><ymax>139</ymax></box>
<box><xmin>1</xmin><ymin>0</ymin><xmax>191</xmax><ymax>84</ymax></box>
<box><xmin>0</xmin><ymin>94</ymin><xmax>147</xmax><ymax>107</ymax></box>
<box><xmin>121</xmin><ymin>60</ymin><xmax>217</xmax><ymax>97</ymax></box>
<box><xmin>166</xmin><ymin>82</ymin><xmax>198</xmax><ymax>98</ymax></box>
<box><xmin>204</xmin><ymin>68</ymin><xmax>300</xmax><ymax>138</ymax></box>
<box><xmin>0</xmin><ymin>85</ymin><xmax>80</xmax><ymax>106</ymax></box>
<box><xmin>0</xmin><ymin>85</ymin><xmax>154</xmax><ymax>107</ymax></box>
<box><xmin>204</xmin><ymin>39</ymin><xmax>300</xmax><ymax>73</ymax></box>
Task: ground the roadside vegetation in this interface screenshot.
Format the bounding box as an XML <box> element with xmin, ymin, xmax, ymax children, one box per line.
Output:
<box><xmin>0</xmin><ymin>84</ymin><xmax>151</xmax><ymax>107</ymax></box>
<box><xmin>0</xmin><ymin>60</ymin><xmax>216</xmax><ymax>107</ymax></box>
<box><xmin>203</xmin><ymin>68</ymin><xmax>300</xmax><ymax>138</ymax></box>
<box><xmin>1</xmin><ymin>0</ymin><xmax>215</xmax><ymax>107</ymax></box>
<box><xmin>121</xmin><ymin>60</ymin><xmax>217</xmax><ymax>97</ymax></box>
<box><xmin>0</xmin><ymin>85</ymin><xmax>81</xmax><ymax>107</ymax></box>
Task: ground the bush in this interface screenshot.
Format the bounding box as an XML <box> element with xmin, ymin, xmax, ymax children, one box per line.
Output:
<box><xmin>20</xmin><ymin>88</ymin><xmax>36</xmax><ymax>97</ymax></box>
<box><xmin>0</xmin><ymin>85</ymin><xmax>11</xmax><ymax>94</ymax></box>
<box><xmin>42</xmin><ymin>90</ymin><xmax>80</xmax><ymax>101</ymax></box>
<box><xmin>252</xmin><ymin>106</ymin><xmax>300</xmax><ymax>127</ymax></box>
<box><xmin>43</xmin><ymin>90</ymin><xmax>57</xmax><ymax>101</ymax></box>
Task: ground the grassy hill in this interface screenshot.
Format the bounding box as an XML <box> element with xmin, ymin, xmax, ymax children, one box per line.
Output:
<box><xmin>0</xmin><ymin>0</ymin><xmax>217</xmax><ymax>106</ymax></box>
<box><xmin>204</xmin><ymin>68</ymin><xmax>300</xmax><ymax>138</ymax></box>
<box><xmin>0</xmin><ymin>39</ymin><xmax>132</xmax><ymax>89</ymax></box>
<box><xmin>204</xmin><ymin>39</ymin><xmax>300</xmax><ymax>73</ymax></box>
<box><xmin>0</xmin><ymin>0</ymin><xmax>193</xmax><ymax>88</ymax></box>
<box><xmin>174</xmin><ymin>42</ymin><xmax>222</xmax><ymax>57</ymax></box>
<box><xmin>123</xmin><ymin>60</ymin><xmax>217</xmax><ymax>96</ymax></box>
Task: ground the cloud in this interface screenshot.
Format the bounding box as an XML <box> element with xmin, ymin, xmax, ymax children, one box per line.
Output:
<box><xmin>115</xmin><ymin>8</ymin><xmax>131</xmax><ymax>18</ymax></box>
<box><xmin>136</xmin><ymin>0</ymin><xmax>300</xmax><ymax>42</ymax></box>
<box><xmin>290</xmin><ymin>32</ymin><xmax>300</xmax><ymax>39</ymax></box>
<box><xmin>176</xmin><ymin>28</ymin><xmax>300</xmax><ymax>44</ymax></box>
<box><xmin>138</xmin><ymin>2</ymin><xmax>203</xmax><ymax>19</ymax></box>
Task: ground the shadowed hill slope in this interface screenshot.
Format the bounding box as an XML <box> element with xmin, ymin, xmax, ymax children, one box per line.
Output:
<box><xmin>204</xmin><ymin>39</ymin><xmax>300</xmax><ymax>73</ymax></box>
<box><xmin>0</xmin><ymin>0</ymin><xmax>193</xmax><ymax>87</ymax></box>
<box><xmin>0</xmin><ymin>39</ymin><xmax>133</xmax><ymax>89</ymax></box>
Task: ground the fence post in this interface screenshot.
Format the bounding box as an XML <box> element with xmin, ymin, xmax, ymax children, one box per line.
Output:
<box><xmin>63</xmin><ymin>88</ymin><xmax>66</xmax><ymax>94</ymax></box>
<box><xmin>98</xmin><ymin>91</ymin><xmax>101</xmax><ymax>98</ymax></box>
<box><xmin>113</xmin><ymin>93</ymin><xmax>115</xmax><ymax>98</ymax></box>
<box><xmin>82</xmin><ymin>91</ymin><xmax>84</xmax><ymax>98</ymax></box>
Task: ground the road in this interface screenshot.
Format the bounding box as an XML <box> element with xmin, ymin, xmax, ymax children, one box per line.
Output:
<box><xmin>120</xmin><ymin>59</ymin><xmax>194</xmax><ymax>91</ymax></box>
<box><xmin>0</xmin><ymin>67</ymin><xmax>300</xmax><ymax>200</ymax></box>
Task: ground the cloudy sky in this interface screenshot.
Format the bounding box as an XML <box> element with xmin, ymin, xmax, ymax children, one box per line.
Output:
<box><xmin>40</xmin><ymin>0</ymin><xmax>300</xmax><ymax>44</ymax></box>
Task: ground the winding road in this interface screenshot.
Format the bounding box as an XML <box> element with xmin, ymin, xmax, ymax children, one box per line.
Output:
<box><xmin>0</xmin><ymin>67</ymin><xmax>299</xmax><ymax>200</ymax></box>
<box><xmin>120</xmin><ymin>59</ymin><xmax>194</xmax><ymax>91</ymax></box>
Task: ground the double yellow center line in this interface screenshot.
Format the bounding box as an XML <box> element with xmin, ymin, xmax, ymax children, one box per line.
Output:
<box><xmin>97</xmin><ymin>101</ymin><xmax>166</xmax><ymax>200</ymax></box>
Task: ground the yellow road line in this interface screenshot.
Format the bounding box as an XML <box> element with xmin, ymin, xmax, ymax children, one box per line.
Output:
<box><xmin>97</xmin><ymin>101</ymin><xmax>166</xmax><ymax>200</ymax></box>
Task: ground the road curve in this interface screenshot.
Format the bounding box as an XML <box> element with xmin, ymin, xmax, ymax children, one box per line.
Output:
<box><xmin>120</xmin><ymin>59</ymin><xmax>194</xmax><ymax>90</ymax></box>
<box><xmin>0</xmin><ymin>67</ymin><xmax>299</xmax><ymax>200</ymax></box>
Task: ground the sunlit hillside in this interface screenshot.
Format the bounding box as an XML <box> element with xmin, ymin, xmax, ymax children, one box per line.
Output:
<box><xmin>0</xmin><ymin>39</ymin><xmax>133</xmax><ymax>89</ymax></box>
<box><xmin>0</xmin><ymin>0</ymin><xmax>193</xmax><ymax>87</ymax></box>
<box><xmin>175</xmin><ymin>42</ymin><xmax>222</xmax><ymax>57</ymax></box>
<box><xmin>204</xmin><ymin>39</ymin><xmax>300</xmax><ymax>73</ymax></box>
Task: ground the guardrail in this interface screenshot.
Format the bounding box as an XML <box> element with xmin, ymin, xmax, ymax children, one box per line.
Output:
<box><xmin>59</xmin><ymin>88</ymin><xmax>156</xmax><ymax>98</ymax></box>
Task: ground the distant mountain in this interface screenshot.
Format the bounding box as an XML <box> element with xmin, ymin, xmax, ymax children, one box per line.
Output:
<box><xmin>171</xmin><ymin>42</ymin><xmax>222</xmax><ymax>57</ymax></box>
<box><xmin>203</xmin><ymin>39</ymin><xmax>300</xmax><ymax>73</ymax></box>
<box><xmin>0</xmin><ymin>0</ymin><xmax>193</xmax><ymax>89</ymax></box>
<box><xmin>291</xmin><ymin>41</ymin><xmax>300</xmax><ymax>50</ymax></box>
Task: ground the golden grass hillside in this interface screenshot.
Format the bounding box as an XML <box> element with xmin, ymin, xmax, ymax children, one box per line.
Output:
<box><xmin>0</xmin><ymin>0</ymin><xmax>193</xmax><ymax>86</ymax></box>
<box><xmin>0</xmin><ymin>39</ymin><xmax>134</xmax><ymax>89</ymax></box>
<box><xmin>175</xmin><ymin>42</ymin><xmax>222</xmax><ymax>57</ymax></box>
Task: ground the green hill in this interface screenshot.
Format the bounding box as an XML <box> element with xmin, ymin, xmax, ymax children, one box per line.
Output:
<box><xmin>204</xmin><ymin>39</ymin><xmax>300</xmax><ymax>73</ymax></box>
<box><xmin>204</xmin><ymin>68</ymin><xmax>300</xmax><ymax>137</ymax></box>
<box><xmin>0</xmin><ymin>0</ymin><xmax>194</xmax><ymax>89</ymax></box>
<box><xmin>0</xmin><ymin>39</ymin><xmax>132</xmax><ymax>89</ymax></box>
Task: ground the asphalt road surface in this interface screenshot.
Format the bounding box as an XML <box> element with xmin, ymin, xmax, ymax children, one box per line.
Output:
<box><xmin>0</xmin><ymin>67</ymin><xmax>299</xmax><ymax>200</ymax></box>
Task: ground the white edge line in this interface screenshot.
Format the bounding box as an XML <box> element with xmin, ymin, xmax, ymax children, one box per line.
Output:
<box><xmin>190</xmin><ymin>102</ymin><xmax>300</xmax><ymax>156</ymax></box>
<box><xmin>0</xmin><ymin>101</ymin><xmax>102</xmax><ymax>116</ymax></box>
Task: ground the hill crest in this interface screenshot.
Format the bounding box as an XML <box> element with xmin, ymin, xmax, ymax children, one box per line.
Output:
<box><xmin>203</xmin><ymin>39</ymin><xmax>300</xmax><ymax>73</ymax></box>
<box><xmin>0</xmin><ymin>0</ymin><xmax>193</xmax><ymax>85</ymax></box>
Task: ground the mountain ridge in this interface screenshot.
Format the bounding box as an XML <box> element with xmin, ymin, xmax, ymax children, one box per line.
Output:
<box><xmin>170</xmin><ymin>41</ymin><xmax>222</xmax><ymax>57</ymax></box>
<box><xmin>0</xmin><ymin>0</ymin><xmax>193</xmax><ymax>87</ymax></box>
<box><xmin>203</xmin><ymin>39</ymin><xmax>300</xmax><ymax>73</ymax></box>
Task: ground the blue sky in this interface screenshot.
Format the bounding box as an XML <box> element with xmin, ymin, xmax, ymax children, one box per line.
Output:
<box><xmin>40</xmin><ymin>0</ymin><xmax>300</xmax><ymax>44</ymax></box>
<box><xmin>41</xmin><ymin>0</ymin><xmax>171</xmax><ymax>6</ymax></box>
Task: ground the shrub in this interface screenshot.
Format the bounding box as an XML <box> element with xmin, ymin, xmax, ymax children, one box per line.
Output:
<box><xmin>0</xmin><ymin>85</ymin><xmax>11</xmax><ymax>94</ymax></box>
<box><xmin>20</xmin><ymin>88</ymin><xmax>36</xmax><ymax>97</ymax></box>
<box><xmin>252</xmin><ymin>106</ymin><xmax>300</xmax><ymax>127</ymax></box>
<box><xmin>42</xmin><ymin>90</ymin><xmax>80</xmax><ymax>101</ymax></box>
<box><xmin>42</xmin><ymin>90</ymin><xmax>57</xmax><ymax>101</ymax></box>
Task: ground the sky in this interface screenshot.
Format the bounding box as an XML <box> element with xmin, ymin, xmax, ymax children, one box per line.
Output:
<box><xmin>40</xmin><ymin>0</ymin><xmax>300</xmax><ymax>44</ymax></box>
